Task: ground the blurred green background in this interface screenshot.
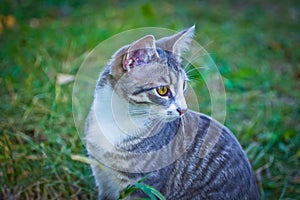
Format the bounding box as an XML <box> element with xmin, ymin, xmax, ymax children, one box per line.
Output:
<box><xmin>0</xmin><ymin>0</ymin><xmax>299</xmax><ymax>199</ymax></box>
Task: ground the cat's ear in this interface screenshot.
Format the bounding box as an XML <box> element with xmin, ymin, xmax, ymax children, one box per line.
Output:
<box><xmin>156</xmin><ymin>25</ymin><xmax>195</xmax><ymax>61</ymax></box>
<box><xmin>123</xmin><ymin>35</ymin><xmax>159</xmax><ymax>71</ymax></box>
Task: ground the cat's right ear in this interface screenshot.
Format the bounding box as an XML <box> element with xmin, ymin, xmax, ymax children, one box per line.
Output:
<box><xmin>109</xmin><ymin>35</ymin><xmax>158</xmax><ymax>78</ymax></box>
<box><xmin>123</xmin><ymin>35</ymin><xmax>158</xmax><ymax>71</ymax></box>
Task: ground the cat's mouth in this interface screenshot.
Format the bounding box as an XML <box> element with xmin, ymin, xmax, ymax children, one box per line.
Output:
<box><xmin>164</xmin><ymin>111</ymin><xmax>185</xmax><ymax>122</ymax></box>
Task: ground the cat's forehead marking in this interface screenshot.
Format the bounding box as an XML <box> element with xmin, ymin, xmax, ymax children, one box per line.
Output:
<box><xmin>171</xmin><ymin>70</ymin><xmax>185</xmax><ymax>94</ymax></box>
<box><xmin>127</xmin><ymin>61</ymin><xmax>178</xmax><ymax>84</ymax></box>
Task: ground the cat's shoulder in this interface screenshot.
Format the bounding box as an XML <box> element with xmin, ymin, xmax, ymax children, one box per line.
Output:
<box><xmin>185</xmin><ymin>110</ymin><xmax>231</xmax><ymax>134</ymax></box>
<box><xmin>185</xmin><ymin>110</ymin><xmax>242</xmax><ymax>150</ymax></box>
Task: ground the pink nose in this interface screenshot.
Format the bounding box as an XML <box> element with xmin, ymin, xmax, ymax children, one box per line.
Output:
<box><xmin>177</xmin><ymin>108</ymin><xmax>187</xmax><ymax>116</ymax></box>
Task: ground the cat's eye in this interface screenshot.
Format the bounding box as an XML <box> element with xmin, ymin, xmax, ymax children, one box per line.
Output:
<box><xmin>156</xmin><ymin>86</ymin><xmax>169</xmax><ymax>96</ymax></box>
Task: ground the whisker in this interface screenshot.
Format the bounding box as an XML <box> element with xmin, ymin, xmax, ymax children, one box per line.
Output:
<box><xmin>135</xmin><ymin>118</ymin><xmax>163</xmax><ymax>138</ymax></box>
<box><xmin>128</xmin><ymin>108</ymin><xmax>148</xmax><ymax>113</ymax></box>
<box><xmin>129</xmin><ymin>112</ymin><xmax>149</xmax><ymax>117</ymax></box>
<box><xmin>183</xmin><ymin>53</ymin><xmax>212</xmax><ymax>70</ymax></box>
<box><xmin>183</xmin><ymin>48</ymin><xmax>205</xmax><ymax>70</ymax></box>
<box><xmin>186</xmin><ymin>77</ymin><xmax>204</xmax><ymax>83</ymax></box>
<box><xmin>129</xmin><ymin>110</ymin><xmax>147</xmax><ymax>113</ymax></box>
<box><xmin>185</xmin><ymin>66</ymin><xmax>204</xmax><ymax>74</ymax></box>
<box><xmin>183</xmin><ymin>50</ymin><xmax>215</xmax><ymax>70</ymax></box>
<box><xmin>181</xmin><ymin>117</ymin><xmax>185</xmax><ymax>134</ymax></box>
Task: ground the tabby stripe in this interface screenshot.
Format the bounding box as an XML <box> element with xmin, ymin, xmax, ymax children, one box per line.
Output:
<box><xmin>132</xmin><ymin>87</ymin><xmax>153</xmax><ymax>95</ymax></box>
<box><xmin>129</xmin><ymin>98</ymin><xmax>152</xmax><ymax>105</ymax></box>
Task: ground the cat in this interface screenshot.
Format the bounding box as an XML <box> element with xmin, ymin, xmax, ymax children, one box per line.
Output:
<box><xmin>85</xmin><ymin>26</ymin><xmax>260</xmax><ymax>199</ymax></box>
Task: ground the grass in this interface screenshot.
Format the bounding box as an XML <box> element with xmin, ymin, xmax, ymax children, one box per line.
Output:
<box><xmin>1</xmin><ymin>0</ymin><xmax>300</xmax><ymax>199</ymax></box>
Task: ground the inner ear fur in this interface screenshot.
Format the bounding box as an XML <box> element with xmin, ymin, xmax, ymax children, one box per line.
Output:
<box><xmin>156</xmin><ymin>25</ymin><xmax>195</xmax><ymax>61</ymax></box>
<box><xmin>123</xmin><ymin>35</ymin><xmax>159</xmax><ymax>71</ymax></box>
<box><xmin>108</xmin><ymin>35</ymin><xmax>158</xmax><ymax>79</ymax></box>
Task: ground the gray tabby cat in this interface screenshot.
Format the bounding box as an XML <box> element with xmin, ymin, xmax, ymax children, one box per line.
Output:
<box><xmin>85</xmin><ymin>26</ymin><xmax>260</xmax><ymax>199</ymax></box>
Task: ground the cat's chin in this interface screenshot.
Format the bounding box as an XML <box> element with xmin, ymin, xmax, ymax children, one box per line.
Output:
<box><xmin>163</xmin><ymin>116</ymin><xmax>181</xmax><ymax>123</ymax></box>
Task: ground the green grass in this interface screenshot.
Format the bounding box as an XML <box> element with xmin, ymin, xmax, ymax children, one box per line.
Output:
<box><xmin>1</xmin><ymin>0</ymin><xmax>300</xmax><ymax>199</ymax></box>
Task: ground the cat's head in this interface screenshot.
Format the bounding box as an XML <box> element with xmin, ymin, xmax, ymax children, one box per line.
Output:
<box><xmin>106</xmin><ymin>26</ymin><xmax>195</xmax><ymax>122</ymax></box>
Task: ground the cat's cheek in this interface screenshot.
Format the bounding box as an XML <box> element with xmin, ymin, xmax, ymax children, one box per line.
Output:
<box><xmin>167</xmin><ymin>104</ymin><xmax>180</xmax><ymax>116</ymax></box>
<box><xmin>158</xmin><ymin>109</ymin><xmax>179</xmax><ymax>122</ymax></box>
<box><xmin>154</xmin><ymin>109</ymin><xmax>169</xmax><ymax>121</ymax></box>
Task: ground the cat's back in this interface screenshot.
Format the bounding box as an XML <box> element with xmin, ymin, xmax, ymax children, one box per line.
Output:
<box><xmin>141</xmin><ymin>111</ymin><xmax>260</xmax><ymax>199</ymax></box>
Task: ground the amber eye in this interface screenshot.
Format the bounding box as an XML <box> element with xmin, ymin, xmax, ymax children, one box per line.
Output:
<box><xmin>156</xmin><ymin>86</ymin><xmax>169</xmax><ymax>96</ymax></box>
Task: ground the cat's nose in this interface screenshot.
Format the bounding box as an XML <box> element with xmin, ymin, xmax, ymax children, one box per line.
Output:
<box><xmin>176</xmin><ymin>108</ymin><xmax>187</xmax><ymax>116</ymax></box>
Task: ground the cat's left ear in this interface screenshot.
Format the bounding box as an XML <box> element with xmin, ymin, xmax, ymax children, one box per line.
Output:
<box><xmin>156</xmin><ymin>25</ymin><xmax>195</xmax><ymax>61</ymax></box>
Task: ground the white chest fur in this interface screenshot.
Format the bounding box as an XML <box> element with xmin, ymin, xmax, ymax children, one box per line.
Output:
<box><xmin>87</xmin><ymin>84</ymin><xmax>150</xmax><ymax>148</ymax></box>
